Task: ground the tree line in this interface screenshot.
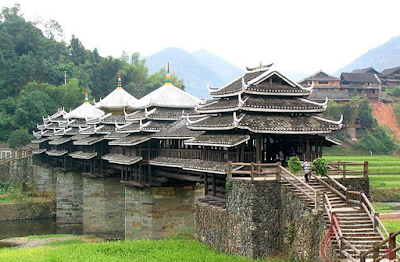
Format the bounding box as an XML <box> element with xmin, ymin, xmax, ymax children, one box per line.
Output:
<box><xmin>0</xmin><ymin>4</ymin><xmax>183</xmax><ymax>147</ymax></box>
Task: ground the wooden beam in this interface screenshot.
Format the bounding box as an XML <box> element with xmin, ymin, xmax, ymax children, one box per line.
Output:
<box><xmin>156</xmin><ymin>171</ymin><xmax>202</xmax><ymax>182</ymax></box>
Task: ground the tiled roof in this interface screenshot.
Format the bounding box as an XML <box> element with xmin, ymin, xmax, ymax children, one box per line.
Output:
<box><xmin>148</xmin><ymin>108</ymin><xmax>196</xmax><ymax>120</ymax></box>
<box><xmin>152</xmin><ymin>118</ymin><xmax>203</xmax><ymax>139</ymax></box>
<box><xmin>103</xmin><ymin>131</ymin><xmax>129</xmax><ymax>140</ymax></box>
<box><xmin>69</xmin><ymin>151</ymin><xmax>98</xmax><ymax>160</ymax></box>
<box><xmin>68</xmin><ymin>119</ymin><xmax>88</xmax><ymax>127</ymax></box>
<box><xmin>32</xmin><ymin>148</ymin><xmax>47</xmax><ymax>155</ymax></box>
<box><xmin>116</xmin><ymin>121</ymin><xmax>171</xmax><ymax>133</ymax></box>
<box><xmin>341</xmin><ymin>73</ymin><xmax>380</xmax><ymax>83</ymax></box>
<box><xmin>65</xmin><ymin>128</ymin><xmax>79</xmax><ymax>135</ymax></box>
<box><xmin>188</xmin><ymin>113</ymin><xmax>341</xmax><ymax>134</ymax></box>
<box><xmin>71</xmin><ymin>134</ymin><xmax>90</xmax><ymax>140</ymax></box>
<box><xmin>150</xmin><ymin>157</ymin><xmax>226</xmax><ymax>174</ymax></box>
<box><xmin>46</xmin><ymin>149</ymin><xmax>68</xmax><ymax>157</ymax></box>
<box><xmin>197</xmin><ymin>96</ymin><xmax>325</xmax><ymax>113</ymax></box>
<box><xmin>48</xmin><ymin>137</ymin><xmax>71</xmax><ymax>145</ymax></box>
<box><xmin>101</xmin><ymin>114</ymin><xmax>126</xmax><ymax>124</ymax></box>
<box><xmin>73</xmin><ymin>136</ymin><xmax>104</xmax><ymax>146</ymax></box>
<box><xmin>64</xmin><ymin>102</ymin><xmax>105</xmax><ymax>120</ymax></box>
<box><xmin>42</xmin><ymin>130</ymin><xmax>55</xmax><ymax>137</ymax></box>
<box><xmin>31</xmin><ymin>138</ymin><xmax>49</xmax><ymax>144</ymax></box>
<box><xmin>185</xmin><ymin>134</ymin><xmax>250</xmax><ymax>147</ymax></box>
<box><xmin>351</xmin><ymin>67</ymin><xmax>379</xmax><ymax>74</ymax></box>
<box><xmin>79</xmin><ymin>126</ymin><xmax>96</xmax><ymax>135</ymax></box>
<box><xmin>132</xmin><ymin>84</ymin><xmax>201</xmax><ymax>109</ymax></box>
<box><xmin>125</xmin><ymin>110</ymin><xmax>146</xmax><ymax>121</ymax></box>
<box><xmin>94</xmin><ymin>87</ymin><xmax>137</xmax><ymax>110</ymax></box>
<box><xmin>309</xmin><ymin>90</ymin><xmax>352</xmax><ymax>101</ymax></box>
<box><xmin>95</xmin><ymin>125</ymin><xmax>115</xmax><ymax>134</ymax></box>
<box><xmin>108</xmin><ymin>134</ymin><xmax>152</xmax><ymax>146</ymax></box>
<box><xmin>102</xmin><ymin>153</ymin><xmax>142</xmax><ymax>165</ymax></box>
<box><xmin>380</xmin><ymin>66</ymin><xmax>400</xmax><ymax>77</ymax></box>
<box><xmin>300</xmin><ymin>70</ymin><xmax>340</xmax><ymax>82</ymax></box>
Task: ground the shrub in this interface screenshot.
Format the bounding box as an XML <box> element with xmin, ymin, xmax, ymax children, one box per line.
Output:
<box><xmin>288</xmin><ymin>156</ymin><xmax>301</xmax><ymax>174</ymax></box>
<box><xmin>312</xmin><ymin>158</ymin><xmax>328</xmax><ymax>176</ymax></box>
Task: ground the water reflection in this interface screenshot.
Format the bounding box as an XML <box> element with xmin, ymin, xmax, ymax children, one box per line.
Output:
<box><xmin>0</xmin><ymin>219</ymin><xmax>82</xmax><ymax>240</ymax></box>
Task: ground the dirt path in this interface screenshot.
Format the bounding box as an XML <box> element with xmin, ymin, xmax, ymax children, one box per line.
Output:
<box><xmin>0</xmin><ymin>235</ymin><xmax>103</xmax><ymax>249</ymax></box>
<box><xmin>371</xmin><ymin>103</ymin><xmax>400</xmax><ymax>141</ymax></box>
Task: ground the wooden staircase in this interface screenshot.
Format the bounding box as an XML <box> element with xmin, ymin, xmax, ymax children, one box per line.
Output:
<box><xmin>279</xmin><ymin>172</ymin><xmax>398</xmax><ymax>261</ymax></box>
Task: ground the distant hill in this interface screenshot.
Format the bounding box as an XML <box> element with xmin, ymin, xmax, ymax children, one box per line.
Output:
<box><xmin>336</xmin><ymin>35</ymin><xmax>400</xmax><ymax>75</ymax></box>
<box><xmin>145</xmin><ymin>48</ymin><xmax>244</xmax><ymax>98</ymax></box>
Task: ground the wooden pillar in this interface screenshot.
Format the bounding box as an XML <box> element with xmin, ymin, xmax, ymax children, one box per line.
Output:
<box><xmin>256</xmin><ymin>134</ymin><xmax>261</xmax><ymax>163</ymax></box>
<box><xmin>204</xmin><ymin>173</ymin><xmax>208</xmax><ymax>196</ymax></box>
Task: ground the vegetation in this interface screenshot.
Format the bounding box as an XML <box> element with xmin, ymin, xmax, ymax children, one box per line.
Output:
<box><xmin>288</xmin><ymin>156</ymin><xmax>301</xmax><ymax>174</ymax></box>
<box><xmin>0</xmin><ymin>4</ymin><xmax>184</xmax><ymax>146</ymax></box>
<box><xmin>312</xmin><ymin>158</ymin><xmax>328</xmax><ymax>176</ymax></box>
<box><xmin>323</xmin><ymin>98</ymin><xmax>398</xmax><ymax>155</ymax></box>
<box><xmin>373</xmin><ymin>202</ymin><xmax>400</xmax><ymax>213</ymax></box>
<box><xmin>382</xmin><ymin>219</ymin><xmax>400</xmax><ymax>241</ymax></box>
<box><xmin>0</xmin><ymin>238</ymin><xmax>274</xmax><ymax>262</ymax></box>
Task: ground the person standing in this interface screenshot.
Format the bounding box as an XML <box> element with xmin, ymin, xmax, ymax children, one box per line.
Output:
<box><xmin>301</xmin><ymin>159</ymin><xmax>312</xmax><ymax>182</ymax></box>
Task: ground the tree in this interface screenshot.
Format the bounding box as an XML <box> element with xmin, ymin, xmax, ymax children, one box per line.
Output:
<box><xmin>357</xmin><ymin>98</ymin><xmax>375</xmax><ymax>129</ymax></box>
<box><xmin>7</xmin><ymin>128</ymin><xmax>32</xmax><ymax>148</ymax></box>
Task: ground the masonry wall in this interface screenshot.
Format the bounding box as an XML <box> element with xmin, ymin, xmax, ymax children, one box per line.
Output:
<box><xmin>32</xmin><ymin>164</ymin><xmax>56</xmax><ymax>193</ymax></box>
<box><xmin>56</xmin><ymin>170</ymin><xmax>83</xmax><ymax>225</ymax></box>
<box><xmin>195</xmin><ymin>179</ymin><xmax>339</xmax><ymax>260</ymax></box>
<box><xmin>83</xmin><ymin>176</ymin><xmax>125</xmax><ymax>239</ymax></box>
<box><xmin>125</xmin><ymin>185</ymin><xmax>203</xmax><ymax>239</ymax></box>
<box><xmin>0</xmin><ymin>157</ymin><xmax>32</xmax><ymax>185</ymax></box>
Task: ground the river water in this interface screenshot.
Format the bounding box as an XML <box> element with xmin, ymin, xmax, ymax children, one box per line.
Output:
<box><xmin>0</xmin><ymin>219</ymin><xmax>82</xmax><ymax>240</ymax></box>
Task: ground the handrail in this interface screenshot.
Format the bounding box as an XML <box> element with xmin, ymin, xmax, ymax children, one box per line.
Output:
<box><xmin>360</xmin><ymin>229</ymin><xmax>400</xmax><ymax>262</ymax></box>
<box><xmin>311</xmin><ymin>173</ymin><xmax>346</xmax><ymax>200</ymax></box>
<box><xmin>324</xmin><ymin>174</ymin><xmax>348</xmax><ymax>192</ymax></box>
<box><xmin>279</xmin><ymin>165</ymin><xmax>320</xmax><ymax>211</ymax></box>
<box><xmin>327</xmin><ymin>161</ymin><xmax>368</xmax><ymax>178</ymax></box>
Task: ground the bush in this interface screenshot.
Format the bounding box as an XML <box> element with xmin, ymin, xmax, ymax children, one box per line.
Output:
<box><xmin>312</xmin><ymin>158</ymin><xmax>328</xmax><ymax>176</ymax></box>
<box><xmin>288</xmin><ymin>156</ymin><xmax>301</xmax><ymax>174</ymax></box>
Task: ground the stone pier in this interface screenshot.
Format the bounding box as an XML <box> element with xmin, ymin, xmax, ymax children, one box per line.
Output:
<box><xmin>83</xmin><ymin>176</ymin><xmax>125</xmax><ymax>239</ymax></box>
<box><xmin>125</xmin><ymin>185</ymin><xmax>203</xmax><ymax>239</ymax></box>
<box><xmin>56</xmin><ymin>170</ymin><xmax>83</xmax><ymax>225</ymax></box>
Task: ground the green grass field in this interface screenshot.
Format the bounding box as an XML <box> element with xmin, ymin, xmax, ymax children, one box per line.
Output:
<box><xmin>323</xmin><ymin>155</ymin><xmax>400</xmax><ymax>189</ymax></box>
<box><xmin>0</xmin><ymin>238</ymin><xmax>277</xmax><ymax>262</ymax></box>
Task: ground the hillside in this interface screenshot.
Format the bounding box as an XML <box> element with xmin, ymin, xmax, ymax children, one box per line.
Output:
<box><xmin>336</xmin><ymin>35</ymin><xmax>400</xmax><ymax>74</ymax></box>
<box><xmin>145</xmin><ymin>48</ymin><xmax>244</xmax><ymax>98</ymax></box>
<box><xmin>371</xmin><ymin>103</ymin><xmax>400</xmax><ymax>142</ymax></box>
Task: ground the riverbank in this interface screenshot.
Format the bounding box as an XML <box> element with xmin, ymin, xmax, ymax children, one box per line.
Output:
<box><xmin>0</xmin><ymin>200</ymin><xmax>55</xmax><ymax>221</ymax></box>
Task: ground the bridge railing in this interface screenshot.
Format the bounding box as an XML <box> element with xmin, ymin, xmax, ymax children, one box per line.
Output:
<box><xmin>0</xmin><ymin>149</ymin><xmax>33</xmax><ymax>165</ymax></box>
<box><xmin>327</xmin><ymin>161</ymin><xmax>369</xmax><ymax>178</ymax></box>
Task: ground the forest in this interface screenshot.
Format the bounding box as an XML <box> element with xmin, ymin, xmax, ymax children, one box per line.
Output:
<box><xmin>0</xmin><ymin>4</ymin><xmax>183</xmax><ymax>147</ymax></box>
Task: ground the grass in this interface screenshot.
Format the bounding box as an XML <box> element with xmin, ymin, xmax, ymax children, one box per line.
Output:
<box><xmin>381</xmin><ymin>219</ymin><xmax>400</xmax><ymax>242</ymax></box>
<box><xmin>43</xmin><ymin>239</ymin><xmax>85</xmax><ymax>247</ymax></box>
<box><xmin>373</xmin><ymin>202</ymin><xmax>400</xmax><ymax>213</ymax></box>
<box><xmin>0</xmin><ymin>239</ymin><xmax>274</xmax><ymax>262</ymax></box>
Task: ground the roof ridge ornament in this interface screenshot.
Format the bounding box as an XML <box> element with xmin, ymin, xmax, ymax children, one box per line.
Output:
<box><xmin>300</xmin><ymin>81</ymin><xmax>314</xmax><ymax>92</ymax></box>
<box><xmin>241</xmin><ymin>77</ymin><xmax>248</xmax><ymax>90</ymax></box>
<box><xmin>300</xmin><ymin>97</ymin><xmax>328</xmax><ymax>108</ymax></box>
<box><xmin>246</xmin><ymin>62</ymin><xmax>274</xmax><ymax>72</ymax></box>
<box><xmin>185</xmin><ymin>114</ymin><xmax>209</xmax><ymax>125</ymax></box>
<box><xmin>165</xmin><ymin>62</ymin><xmax>172</xmax><ymax>85</ymax></box>
<box><xmin>117</xmin><ymin>71</ymin><xmax>123</xmax><ymax>89</ymax></box>
<box><xmin>238</xmin><ymin>92</ymin><xmax>249</xmax><ymax>107</ymax></box>
<box><xmin>207</xmin><ymin>83</ymin><xmax>220</xmax><ymax>93</ymax></box>
<box><xmin>313</xmin><ymin>114</ymin><xmax>343</xmax><ymax>125</ymax></box>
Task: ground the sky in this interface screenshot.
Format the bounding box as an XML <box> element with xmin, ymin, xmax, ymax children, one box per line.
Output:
<box><xmin>2</xmin><ymin>0</ymin><xmax>400</xmax><ymax>76</ymax></box>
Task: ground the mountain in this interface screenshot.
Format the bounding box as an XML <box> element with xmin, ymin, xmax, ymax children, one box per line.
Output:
<box><xmin>145</xmin><ymin>48</ymin><xmax>244</xmax><ymax>98</ymax></box>
<box><xmin>336</xmin><ymin>35</ymin><xmax>400</xmax><ymax>75</ymax></box>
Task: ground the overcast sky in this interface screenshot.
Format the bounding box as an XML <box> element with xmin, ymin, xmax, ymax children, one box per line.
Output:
<box><xmin>2</xmin><ymin>0</ymin><xmax>400</xmax><ymax>75</ymax></box>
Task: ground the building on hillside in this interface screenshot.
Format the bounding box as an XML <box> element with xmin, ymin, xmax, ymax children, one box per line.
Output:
<box><xmin>340</xmin><ymin>72</ymin><xmax>381</xmax><ymax>102</ymax></box>
<box><xmin>380</xmin><ymin>66</ymin><xmax>400</xmax><ymax>88</ymax></box>
<box><xmin>299</xmin><ymin>70</ymin><xmax>351</xmax><ymax>103</ymax></box>
<box><xmin>351</xmin><ymin>67</ymin><xmax>380</xmax><ymax>75</ymax></box>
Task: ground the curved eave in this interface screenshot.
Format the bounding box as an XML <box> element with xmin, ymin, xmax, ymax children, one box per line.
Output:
<box><xmin>244</xmin><ymin>90</ymin><xmax>312</xmax><ymax>96</ymax></box>
<box><xmin>196</xmin><ymin>106</ymin><xmax>324</xmax><ymax>114</ymax></box>
<box><xmin>182</xmin><ymin>167</ymin><xmax>226</xmax><ymax>175</ymax></box>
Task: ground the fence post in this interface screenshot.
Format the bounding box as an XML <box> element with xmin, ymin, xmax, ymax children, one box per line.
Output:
<box><xmin>343</xmin><ymin>162</ymin><xmax>347</xmax><ymax>179</ymax></box>
<box><xmin>346</xmin><ymin>190</ymin><xmax>350</xmax><ymax>207</ymax></box>
<box><xmin>227</xmin><ymin>161</ymin><xmax>232</xmax><ymax>179</ymax></box>
<box><xmin>276</xmin><ymin>162</ymin><xmax>281</xmax><ymax>181</ymax></box>
<box><xmin>250</xmin><ymin>162</ymin><xmax>254</xmax><ymax>181</ymax></box>
<box><xmin>372</xmin><ymin>244</ymin><xmax>379</xmax><ymax>260</ymax></box>
<box><xmin>389</xmin><ymin>233</ymin><xmax>396</xmax><ymax>260</ymax></box>
<box><xmin>373</xmin><ymin>213</ymin><xmax>379</xmax><ymax>232</ymax></box>
<box><xmin>363</xmin><ymin>161</ymin><xmax>369</xmax><ymax>178</ymax></box>
<box><xmin>257</xmin><ymin>161</ymin><xmax>261</xmax><ymax>174</ymax></box>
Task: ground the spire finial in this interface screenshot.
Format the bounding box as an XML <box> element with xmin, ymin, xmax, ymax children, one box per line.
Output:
<box><xmin>165</xmin><ymin>62</ymin><xmax>172</xmax><ymax>85</ymax></box>
<box><xmin>117</xmin><ymin>71</ymin><xmax>122</xmax><ymax>89</ymax></box>
<box><xmin>84</xmin><ymin>90</ymin><xmax>89</xmax><ymax>103</ymax></box>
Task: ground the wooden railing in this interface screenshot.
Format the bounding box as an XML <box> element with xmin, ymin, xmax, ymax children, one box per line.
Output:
<box><xmin>321</xmin><ymin>173</ymin><xmax>400</xmax><ymax>260</ymax></box>
<box><xmin>360</xmin><ymin>229</ymin><xmax>400</xmax><ymax>262</ymax></box>
<box><xmin>327</xmin><ymin>161</ymin><xmax>369</xmax><ymax>178</ymax></box>
<box><xmin>226</xmin><ymin>161</ymin><xmax>321</xmax><ymax>211</ymax></box>
<box><xmin>158</xmin><ymin>149</ymin><xmax>256</xmax><ymax>163</ymax></box>
<box><xmin>0</xmin><ymin>149</ymin><xmax>33</xmax><ymax>165</ymax></box>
